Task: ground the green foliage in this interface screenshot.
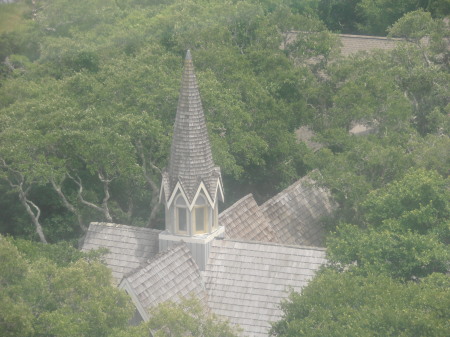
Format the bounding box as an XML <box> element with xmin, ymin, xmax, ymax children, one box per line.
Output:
<box><xmin>35</xmin><ymin>0</ymin><xmax>121</xmax><ymax>37</ymax></box>
<box><xmin>318</xmin><ymin>0</ymin><xmax>361</xmax><ymax>33</ymax></box>
<box><xmin>328</xmin><ymin>222</ymin><xmax>449</xmax><ymax>280</ymax></box>
<box><xmin>1</xmin><ymin>1</ymin><xmax>449</xmax><ymax>335</ymax></box>
<box><xmin>307</xmin><ymin>11</ymin><xmax>449</xmax><ymax>228</ymax></box>
<box><xmin>0</xmin><ymin>0</ymin><xmax>449</xmax><ymax>243</ymax></box>
<box><xmin>318</xmin><ymin>0</ymin><xmax>450</xmax><ymax>35</ymax></box>
<box><xmin>357</xmin><ymin>0</ymin><xmax>426</xmax><ymax>35</ymax></box>
<box><xmin>147</xmin><ymin>297</ymin><xmax>240</xmax><ymax>337</ymax></box>
<box><xmin>271</xmin><ymin>270</ymin><xmax>450</xmax><ymax>337</ymax></box>
<box><xmin>327</xmin><ymin>169</ymin><xmax>449</xmax><ymax>280</ymax></box>
<box><xmin>9</xmin><ymin>236</ymin><xmax>106</xmax><ymax>266</ymax></box>
<box><xmin>0</xmin><ymin>1</ymin><xmax>32</xmax><ymax>34</ymax></box>
<box><xmin>0</xmin><ymin>237</ymin><xmax>135</xmax><ymax>337</ymax></box>
<box><xmin>0</xmin><ymin>237</ymin><xmax>28</xmax><ymax>286</ymax></box>
<box><xmin>2</xmin><ymin>0</ymin><xmax>340</xmax><ymax>237</ymax></box>
<box><xmin>361</xmin><ymin>169</ymin><xmax>449</xmax><ymax>232</ymax></box>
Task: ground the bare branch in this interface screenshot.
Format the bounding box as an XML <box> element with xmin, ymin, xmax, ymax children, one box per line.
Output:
<box><xmin>1</xmin><ymin>158</ymin><xmax>47</xmax><ymax>242</ymax></box>
<box><xmin>50</xmin><ymin>176</ymin><xmax>86</xmax><ymax>232</ymax></box>
<box><xmin>135</xmin><ymin>140</ymin><xmax>162</xmax><ymax>227</ymax></box>
<box><xmin>135</xmin><ymin>140</ymin><xmax>160</xmax><ymax>192</ymax></box>
<box><xmin>98</xmin><ymin>171</ymin><xmax>113</xmax><ymax>222</ymax></box>
<box><xmin>68</xmin><ymin>173</ymin><xmax>113</xmax><ymax>222</ymax></box>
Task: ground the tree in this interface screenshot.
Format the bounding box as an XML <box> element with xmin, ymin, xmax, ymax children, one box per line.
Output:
<box><xmin>361</xmin><ymin>169</ymin><xmax>449</xmax><ymax>233</ymax></box>
<box><xmin>388</xmin><ymin>11</ymin><xmax>450</xmax><ymax>135</ymax></box>
<box><xmin>318</xmin><ymin>0</ymin><xmax>450</xmax><ymax>35</ymax></box>
<box><xmin>147</xmin><ymin>297</ymin><xmax>240</xmax><ymax>337</ymax></box>
<box><xmin>271</xmin><ymin>270</ymin><xmax>450</xmax><ymax>337</ymax></box>
<box><xmin>318</xmin><ymin>0</ymin><xmax>361</xmax><ymax>33</ymax></box>
<box><xmin>326</xmin><ymin>169</ymin><xmax>449</xmax><ymax>280</ymax></box>
<box><xmin>1</xmin><ymin>0</ymin><xmax>449</xmax><ymax>242</ymax></box>
<box><xmin>0</xmin><ymin>237</ymin><xmax>137</xmax><ymax>337</ymax></box>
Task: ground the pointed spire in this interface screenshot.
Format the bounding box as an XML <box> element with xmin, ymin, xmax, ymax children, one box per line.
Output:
<box><xmin>161</xmin><ymin>50</ymin><xmax>223</xmax><ymax>206</ymax></box>
<box><xmin>185</xmin><ymin>49</ymin><xmax>192</xmax><ymax>60</ymax></box>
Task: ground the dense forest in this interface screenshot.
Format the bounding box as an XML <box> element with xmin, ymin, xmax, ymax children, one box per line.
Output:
<box><xmin>0</xmin><ymin>0</ymin><xmax>449</xmax><ymax>336</ymax></box>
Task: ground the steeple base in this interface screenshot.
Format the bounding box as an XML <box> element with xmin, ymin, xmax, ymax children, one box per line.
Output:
<box><xmin>158</xmin><ymin>227</ymin><xmax>224</xmax><ymax>271</ymax></box>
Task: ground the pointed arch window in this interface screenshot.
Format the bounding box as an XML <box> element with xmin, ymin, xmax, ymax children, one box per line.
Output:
<box><xmin>193</xmin><ymin>195</ymin><xmax>208</xmax><ymax>234</ymax></box>
<box><xmin>175</xmin><ymin>196</ymin><xmax>188</xmax><ymax>234</ymax></box>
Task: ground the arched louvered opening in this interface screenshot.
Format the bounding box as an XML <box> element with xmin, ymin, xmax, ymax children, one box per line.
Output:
<box><xmin>193</xmin><ymin>195</ymin><xmax>208</xmax><ymax>234</ymax></box>
<box><xmin>175</xmin><ymin>195</ymin><xmax>188</xmax><ymax>234</ymax></box>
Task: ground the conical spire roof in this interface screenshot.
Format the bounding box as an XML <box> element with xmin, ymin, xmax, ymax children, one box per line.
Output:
<box><xmin>161</xmin><ymin>50</ymin><xmax>223</xmax><ymax>206</ymax></box>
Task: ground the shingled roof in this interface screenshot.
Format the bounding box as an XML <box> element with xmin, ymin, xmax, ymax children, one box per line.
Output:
<box><xmin>295</xmin><ymin>125</ymin><xmax>323</xmax><ymax>152</ymax></box>
<box><xmin>339</xmin><ymin>34</ymin><xmax>399</xmax><ymax>56</ymax></box>
<box><xmin>81</xmin><ymin>222</ymin><xmax>161</xmax><ymax>283</ymax></box>
<box><xmin>260</xmin><ymin>176</ymin><xmax>336</xmax><ymax>247</ymax></box>
<box><xmin>283</xmin><ymin>31</ymin><xmax>400</xmax><ymax>57</ymax></box>
<box><xmin>220</xmin><ymin>174</ymin><xmax>336</xmax><ymax>247</ymax></box>
<box><xmin>161</xmin><ymin>50</ymin><xmax>223</xmax><ymax>206</ymax></box>
<box><xmin>220</xmin><ymin>194</ymin><xmax>279</xmax><ymax>243</ymax></box>
<box><xmin>204</xmin><ymin>239</ymin><xmax>326</xmax><ymax>337</ymax></box>
<box><xmin>119</xmin><ymin>243</ymin><xmax>207</xmax><ymax>320</ymax></box>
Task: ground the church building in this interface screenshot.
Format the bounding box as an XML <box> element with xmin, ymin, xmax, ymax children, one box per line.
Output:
<box><xmin>82</xmin><ymin>50</ymin><xmax>336</xmax><ymax>337</ymax></box>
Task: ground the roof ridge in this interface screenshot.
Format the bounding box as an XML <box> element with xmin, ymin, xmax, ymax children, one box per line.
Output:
<box><xmin>90</xmin><ymin>222</ymin><xmax>162</xmax><ymax>233</ymax></box>
<box><xmin>339</xmin><ymin>33</ymin><xmax>403</xmax><ymax>41</ymax></box>
<box><xmin>260</xmin><ymin>175</ymin><xmax>315</xmax><ymax>208</ymax></box>
<box><xmin>219</xmin><ymin>193</ymin><xmax>255</xmax><ymax>217</ymax></box>
<box><xmin>217</xmin><ymin>238</ymin><xmax>327</xmax><ymax>251</ymax></box>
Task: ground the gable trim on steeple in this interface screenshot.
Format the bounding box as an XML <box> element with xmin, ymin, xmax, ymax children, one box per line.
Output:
<box><xmin>161</xmin><ymin>177</ymin><xmax>224</xmax><ymax>211</ymax></box>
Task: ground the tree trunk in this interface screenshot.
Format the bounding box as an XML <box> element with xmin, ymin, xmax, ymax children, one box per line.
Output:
<box><xmin>70</xmin><ymin>173</ymin><xmax>113</xmax><ymax>223</ymax></box>
<box><xmin>15</xmin><ymin>183</ymin><xmax>47</xmax><ymax>243</ymax></box>
<box><xmin>19</xmin><ymin>194</ymin><xmax>47</xmax><ymax>243</ymax></box>
<box><xmin>50</xmin><ymin>176</ymin><xmax>86</xmax><ymax>232</ymax></box>
<box><xmin>135</xmin><ymin>140</ymin><xmax>161</xmax><ymax>228</ymax></box>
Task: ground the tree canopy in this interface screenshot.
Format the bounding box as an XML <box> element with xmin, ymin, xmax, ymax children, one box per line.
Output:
<box><xmin>0</xmin><ymin>237</ymin><xmax>136</xmax><ymax>337</ymax></box>
<box><xmin>2</xmin><ymin>0</ymin><xmax>447</xmax><ymax>243</ymax></box>
<box><xmin>0</xmin><ymin>0</ymin><xmax>449</xmax><ymax>334</ymax></box>
<box><xmin>271</xmin><ymin>271</ymin><xmax>450</xmax><ymax>337</ymax></box>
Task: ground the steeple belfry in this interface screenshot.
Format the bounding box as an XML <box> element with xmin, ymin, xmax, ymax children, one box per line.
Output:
<box><xmin>160</xmin><ymin>50</ymin><xmax>224</xmax><ymax>239</ymax></box>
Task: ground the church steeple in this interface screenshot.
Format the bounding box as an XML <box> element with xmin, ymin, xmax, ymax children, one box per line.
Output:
<box><xmin>160</xmin><ymin>50</ymin><xmax>224</xmax><ymax>237</ymax></box>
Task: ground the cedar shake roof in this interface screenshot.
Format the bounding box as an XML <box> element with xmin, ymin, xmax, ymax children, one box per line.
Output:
<box><xmin>81</xmin><ymin>222</ymin><xmax>161</xmax><ymax>283</ymax></box>
<box><xmin>120</xmin><ymin>243</ymin><xmax>207</xmax><ymax>311</ymax></box>
<box><xmin>260</xmin><ymin>176</ymin><xmax>336</xmax><ymax>247</ymax></box>
<box><xmin>283</xmin><ymin>31</ymin><xmax>400</xmax><ymax>57</ymax></box>
<box><xmin>204</xmin><ymin>239</ymin><xmax>326</xmax><ymax>337</ymax></box>
<box><xmin>219</xmin><ymin>194</ymin><xmax>279</xmax><ymax>243</ymax></box>
<box><xmin>161</xmin><ymin>50</ymin><xmax>223</xmax><ymax>205</ymax></box>
<box><xmin>339</xmin><ymin>34</ymin><xmax>399</xmax><ymax>56</ymax></box>
<box><xmin>295</xmin><ymin>126</ymin><xmax>323</xmax><ymax>152</ymax></box>
<box><xmin>220</xmin><ymin>175</ymin><xmax>336</xmax><ymax>247</ymax></box>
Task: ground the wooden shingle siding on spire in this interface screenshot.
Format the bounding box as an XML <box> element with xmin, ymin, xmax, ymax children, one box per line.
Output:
<box><xmin>161</xmin><ymin>50</ymin><xmax>223</xmax><ymax>207</ymax></box>
<box><xmin>204</xmin><ymin>239</ymin><xmax>326</xmax><ymax>337</ymax></box>
<box><xmin>81</xmin><ymin>222</ymin><xmax>161</xmax><ymax>284</ymax></box>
